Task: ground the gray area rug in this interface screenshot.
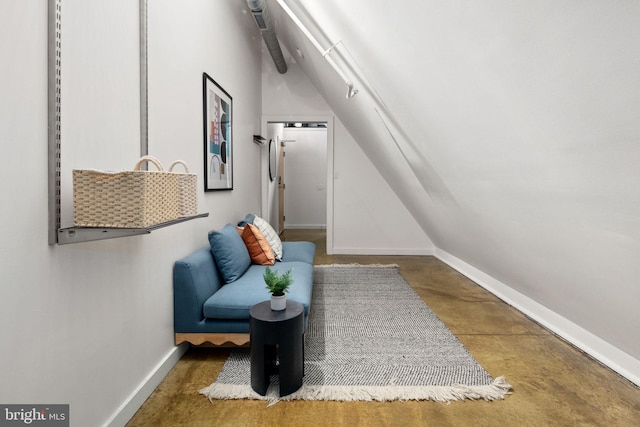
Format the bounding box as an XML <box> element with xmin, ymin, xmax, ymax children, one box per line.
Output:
<box><xmin>200</xmin><ymin>264</ymin><xmax>511</xmax><ymax>403</ymax></box>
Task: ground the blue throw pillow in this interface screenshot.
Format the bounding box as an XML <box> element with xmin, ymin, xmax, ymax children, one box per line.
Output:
<box><xmin>208</xmin><ymin>224</ymin><xmax>251</xmax><ymax>283</ymax></box>
<box><xmin>237</xmin><ymin>213</ymin><xmax>255</xmax><ymax>228</ymax></box>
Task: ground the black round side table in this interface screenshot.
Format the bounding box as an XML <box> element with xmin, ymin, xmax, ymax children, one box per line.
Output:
<box><xmin>249</xmin><ymin>300</ymin><xmax>304</xmax><ymax>397</ymax></box>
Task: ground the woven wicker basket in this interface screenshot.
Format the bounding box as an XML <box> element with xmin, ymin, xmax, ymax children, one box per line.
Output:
<box><xmin>73</xmin><ymin>156</ymin><xmax>179</xmax><ymax>228</ymax></box>
<box><xmin>168</xmin><ymin>160</ymin><xmax>198</xmax><ymax>217</ymax></box>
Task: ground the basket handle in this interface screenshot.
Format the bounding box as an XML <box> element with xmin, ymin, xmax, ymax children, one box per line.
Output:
<box><xmin>134</xmin><ymin>156</ymin><xmax>164</xmax><ymax>171</ymax></box>
<box><xmin>168</xmin><ymin>160</ymin><xmax>189</xmax><ymax>173</ymax></box>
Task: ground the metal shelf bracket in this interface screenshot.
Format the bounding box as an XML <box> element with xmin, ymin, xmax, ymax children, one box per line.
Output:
<box><xmin>57</xmin><ymin>213</ymin><xmax>209</xmax><ymax>245</ymax></box>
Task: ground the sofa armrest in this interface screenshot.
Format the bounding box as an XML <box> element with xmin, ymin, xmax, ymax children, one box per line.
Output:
<box><xmin>281</xmin><ymin>241</ymin><xmax>316</xmax><ymax>264</ymax></box>
<box><xmin>173</xmin><ymin>247</ymin><xmax>223</xmax><ymax>333</ymax></box>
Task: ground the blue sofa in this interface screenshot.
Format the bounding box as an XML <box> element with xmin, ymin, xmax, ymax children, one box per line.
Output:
<box><xmin>173</xmin><ymin>222</ymin><xmax>316</xmax><ymax>346</ymax></box>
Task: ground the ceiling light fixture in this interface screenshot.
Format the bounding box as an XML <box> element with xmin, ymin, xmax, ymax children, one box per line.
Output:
<box><xmin>345</xmin><ymin>81</ymin><xmax>358</xmax><ymax>99</ymax></box>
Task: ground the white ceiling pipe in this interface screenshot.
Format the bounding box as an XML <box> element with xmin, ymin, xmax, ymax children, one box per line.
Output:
<box><xmin>276</xmin><ymin>0</ymin><xmax>357</xmax><ymax>98</ymax></box>
<box><xmin>276</xmin><ymin>0</ymin><xmax>454</xmax><ymax>201</ymax></box>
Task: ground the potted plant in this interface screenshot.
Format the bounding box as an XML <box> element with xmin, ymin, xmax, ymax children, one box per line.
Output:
<box><xmin>264</xmin><ymin>267</ymin><xmax>293</xmax><ymax>311</ymax></box>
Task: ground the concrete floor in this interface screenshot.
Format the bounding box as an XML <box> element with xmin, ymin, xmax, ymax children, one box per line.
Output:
<box><xmin>127</xmin><ymin>229</ymin><xmax>640</xmax><ymax>426</ymax></box>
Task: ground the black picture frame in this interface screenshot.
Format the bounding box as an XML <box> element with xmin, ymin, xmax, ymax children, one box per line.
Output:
<box><xmin>203</xmin><ymin>72</ymin><xmax>233</xmax><ymax>191</ymax></box>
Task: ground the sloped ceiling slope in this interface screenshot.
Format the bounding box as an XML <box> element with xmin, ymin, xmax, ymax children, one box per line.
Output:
<box><xmin>268</xmin><ymin>0</ymin><xmax>640</xmax><ymax>363</ymax></box>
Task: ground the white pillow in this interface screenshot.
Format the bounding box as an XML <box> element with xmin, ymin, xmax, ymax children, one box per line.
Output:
<box><xmin>252</xmin><ymin>215</ymin><xmax>283</xmax><ymax>260</ymax></box>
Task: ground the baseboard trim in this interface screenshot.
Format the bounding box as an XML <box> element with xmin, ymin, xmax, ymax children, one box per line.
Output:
<box><xmin>285</xmin><ymin>224</ymin><xmax>326</xmax><ymax>229</ymax></box>
<box><xmin>104</xmin><ymin>343</ymin><xmax>189</xmax><ymax>427</ymax></box>
<box><xmin>435</xmin><ymin>248</ymin><xmax>640</xmax><ymax>387</ymax></box>
<box><xmin>333</xmin><ymin>247</ymin><xmax>435</xmax><ymax>256</ymax></box>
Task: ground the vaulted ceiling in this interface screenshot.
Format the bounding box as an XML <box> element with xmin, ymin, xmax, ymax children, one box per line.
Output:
<box><xmin>266</xmin><ymin>0</ymin><xmax>640</xmax><ymax>363</ymax></box>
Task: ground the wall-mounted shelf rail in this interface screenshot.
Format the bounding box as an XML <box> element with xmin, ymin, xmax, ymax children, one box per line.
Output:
<box><xmin>57</xmin><ymin>213</ymin><xmax>209</xmax><ymax>245</ymax></box>
<box><xmin>49</xmin><ymin>0</ymin><xmax>167</xmax><ymax>246</ymax></box>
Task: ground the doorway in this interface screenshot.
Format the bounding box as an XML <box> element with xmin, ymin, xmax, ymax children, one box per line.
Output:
<box><xmin>281</xmin><ymin>123</ymin><xmax>327</xmax><ymax>230</ymax></box>
<box><xmin>261</xmin><ymin>116</ymin><xmax>334</xmax><ymax>251</ymax></box>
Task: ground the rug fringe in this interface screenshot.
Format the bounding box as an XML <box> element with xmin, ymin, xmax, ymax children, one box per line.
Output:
<box><xmin>199</xmin><ymin>377</ymin><xmax>512</xmax><ymax>404</ymax></box>
<box><xmin>199</xmin><ymin>383</ymin><xmax>260</xmax><ymax>402</ymax></box>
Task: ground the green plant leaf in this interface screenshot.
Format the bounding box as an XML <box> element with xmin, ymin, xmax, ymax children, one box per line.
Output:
<box><xmin>263</xmin><ymin>266</ymin><xmax>294</xmax><ymax>296</ymax></box>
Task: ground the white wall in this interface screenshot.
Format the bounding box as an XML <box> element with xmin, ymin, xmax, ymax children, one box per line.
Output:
<box><xmin>269</xmin><ymin>0</ymin><xmax>640</xmax><ymax>382</ymax></box>
<box><xmin>148</xmin><ymin>0</ymin><xmax>263</xmax><ymax>222</ymax></box>
<box><xmin>282</xmin><ymin>127</ymin><xmax>327</xmax><ymax>228</ymax></box>
<box><xmin>0</xmin><ymin>1</ymin><xmax>262</xmax><ymax>426</ymax></box>
<box><xmin>261</xmin><ymin>46</ymin><xmax>435</xmax><ymax>254</ymax></box>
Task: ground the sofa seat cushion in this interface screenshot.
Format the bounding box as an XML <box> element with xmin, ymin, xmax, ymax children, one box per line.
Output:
<box><xmin>281</xmin><ymin>241</ymin><xmax>316</xmax><ymax>264</ymax></box>
<box><xmin>203</xmin><ymin>261</ymin><xmax>313</xmax><ymax>320</ymax></box>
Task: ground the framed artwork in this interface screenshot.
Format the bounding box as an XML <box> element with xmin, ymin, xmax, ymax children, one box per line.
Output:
<box><xmin>203</xmin><ymin>72</ymin><xmax>233</xmax><ymax>191</ymax></box>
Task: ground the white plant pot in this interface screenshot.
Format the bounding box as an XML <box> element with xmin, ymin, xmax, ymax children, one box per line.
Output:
<box><xmin>270</xmin><ymin>294</ymin><xmax>286</xmax><ymax>311</ymax></box>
